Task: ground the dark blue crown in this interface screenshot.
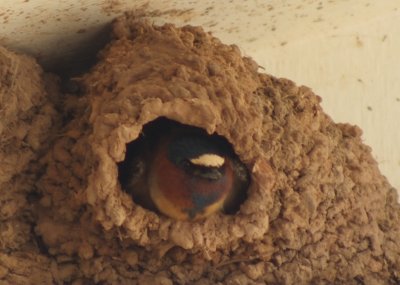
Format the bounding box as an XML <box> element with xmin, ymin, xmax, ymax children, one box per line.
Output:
<box><xmin>167</xmin><ymin>134</ymin><xmax>225</xmax><ymax>167</ymax></box>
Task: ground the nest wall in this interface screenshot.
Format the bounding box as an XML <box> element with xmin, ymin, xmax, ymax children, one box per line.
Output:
<box><xmin>0</xmin><ymin>14</ymin><xmax>399</xmax><ymax>284</ymax></box>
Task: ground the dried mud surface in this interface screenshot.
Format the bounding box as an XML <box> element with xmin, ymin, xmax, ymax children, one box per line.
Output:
<box><xmin>1</xmin><ymin>14</ymin><xmax>399</xmax><ymax>284</ymax></box>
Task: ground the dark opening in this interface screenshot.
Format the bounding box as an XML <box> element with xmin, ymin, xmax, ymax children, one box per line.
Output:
<box><xmin>118</xmin><ymin>117</ymin><xmax>249</xmax><ymax>218</ymax></box>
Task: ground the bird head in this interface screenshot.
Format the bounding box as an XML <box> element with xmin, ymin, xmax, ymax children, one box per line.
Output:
<box><xmin>149</xmin><ymin>132</ymin><xmax>237</xmax><ymax>220</ymax></box>
<box><xmin>119</xmin><ymin>118</ymin><xmax>249</xmax><ymax>221</ymax></box>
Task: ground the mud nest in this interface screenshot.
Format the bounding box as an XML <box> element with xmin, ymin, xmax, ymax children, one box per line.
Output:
<box><xmin>0</xmin><ymin>14</ymin><xmax>399</xmax><ymax>285</ymax></box>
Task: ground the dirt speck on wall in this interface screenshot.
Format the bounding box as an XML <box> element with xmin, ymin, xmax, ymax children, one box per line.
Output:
<box><xmin>1</xmin><ymin>13</ymin><xmax>400</xmax><ymax>284</ymax></box>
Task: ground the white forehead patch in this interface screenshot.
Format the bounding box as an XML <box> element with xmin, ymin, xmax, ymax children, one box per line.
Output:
<box><xmin>190</xmin><ymin>154</ymin><xmax>225</xmax><ymax>167</ymax></box>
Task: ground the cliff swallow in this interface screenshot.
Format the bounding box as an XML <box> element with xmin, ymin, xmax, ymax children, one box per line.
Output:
<box><xmin>118</xmin><ymin>118</ymin><xmax>249</xmax><ymax>221</ymax></box>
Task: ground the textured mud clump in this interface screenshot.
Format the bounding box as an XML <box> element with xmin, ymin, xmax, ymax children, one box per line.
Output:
<box><xmin>0</xmin><ymin>46</ymin><xmax>59</xmax><ymax>283</ymax></box>
<box><xmin>1</xmin><ymin>14</ymin><xmax>400</xmax><ymax>284</ymax></box>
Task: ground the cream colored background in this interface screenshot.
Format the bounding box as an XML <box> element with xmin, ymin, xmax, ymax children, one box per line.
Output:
<box><xmin>1</xmin><ymin>0</ymin><xmax>399</xmax><ymax>193</ymax></box>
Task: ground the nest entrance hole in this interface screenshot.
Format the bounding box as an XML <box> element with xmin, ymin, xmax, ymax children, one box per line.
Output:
<box><xmin>117</xmin><ymin>117</ymin><xmax>250</xmax><ymax>218</ymax></box>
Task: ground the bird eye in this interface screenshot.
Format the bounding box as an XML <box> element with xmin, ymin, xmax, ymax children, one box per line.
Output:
<box><xmin>181</xmin><ymin>159</ymin><xmax>192</xmax><ymax>169</ymax></box>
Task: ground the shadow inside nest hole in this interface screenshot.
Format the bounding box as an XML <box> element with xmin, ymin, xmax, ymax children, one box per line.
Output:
<box><xmin>117</xmin><ymin>117</ymin><xmax>250</xmax><ymax>221</ymax></box>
